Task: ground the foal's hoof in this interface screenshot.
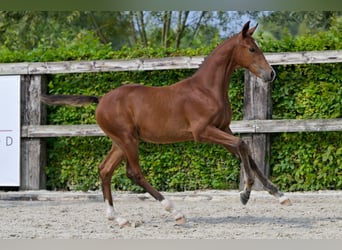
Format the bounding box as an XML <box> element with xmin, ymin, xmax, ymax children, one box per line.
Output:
<box><xmin>130</xmin><ymin>220</ymin><xmax>144</xmax><ymax>228</ymax></box>
<box><xmin>116</xmin><ymin>217</ymin><xmax>130</xmax><ymax>228</ymax></box>
<box><xmin>240</xmin><ymin>191</ymin><xmax>251</xmax><ymax>205</ymax></box>
<box><xmin>279</xmin><ymin>196</ymin><xmax>292</xmax><ymax>206</ymax></box>
<box><xmin>175</xmin><ymin>214</ymin><xmax>187</xmax><ymax>225</ymax></box>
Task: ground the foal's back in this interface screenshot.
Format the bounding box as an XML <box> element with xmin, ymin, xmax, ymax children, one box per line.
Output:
<box><xmin>95</xmin><ymin>81</ymin><xmax>196</xmax><ymax>144</ymax></box>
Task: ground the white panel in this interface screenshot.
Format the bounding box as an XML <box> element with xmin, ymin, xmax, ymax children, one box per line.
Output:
<box><xmin>0</xmin><ymin>75</ymin><xmax>20</xmax><ymax>186</ymax></box>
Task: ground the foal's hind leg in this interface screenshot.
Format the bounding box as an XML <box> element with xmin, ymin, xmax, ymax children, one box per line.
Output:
<box><xmin>98</xmin><ymin>144</ymin><xmax>129</xmax><ymax>226</ymax></box>
<box><xmin>123</xmin><ymin>136</ymin><xmax>186</xmax><ymax>224</ymax></box>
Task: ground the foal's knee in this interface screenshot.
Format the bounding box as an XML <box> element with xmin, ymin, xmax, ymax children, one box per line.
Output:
<box><xmin>237</xmin><ymin>139</ymin><xmax>249</xmax><ymax>152</ymax></box>
<box><xmin>232</xmin><ymin>138</ymin><xmax>249</xmax><ymax>158</ymax></box>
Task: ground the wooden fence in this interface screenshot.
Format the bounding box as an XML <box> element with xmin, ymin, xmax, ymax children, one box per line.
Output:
<box><xmin>1</xmin><ymin>50</ymin><xmax>341</xmax><ymax>190</ymax></box>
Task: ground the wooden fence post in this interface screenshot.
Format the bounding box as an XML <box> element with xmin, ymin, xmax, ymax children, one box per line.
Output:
<box><xmin>240</xmin><ymin>70</ymin><xmax>272</xmax><ymax>190</ymax></box>
<box><xmin>20</xmin><ymin>75</ymin><xmax>47</xmax><ymax>190</ymax></box>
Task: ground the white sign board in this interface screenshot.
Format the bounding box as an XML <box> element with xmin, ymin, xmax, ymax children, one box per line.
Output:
<box><xmin>0</xmin><ymin>75</ymin><xmax>20</xmax><ymax>186</ymax></box>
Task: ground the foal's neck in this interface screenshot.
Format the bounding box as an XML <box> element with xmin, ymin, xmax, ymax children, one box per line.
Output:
<box><xmin>192</xmin><ymin>37</ymin><xmax>237</xmax><ymax>99</ymax></box>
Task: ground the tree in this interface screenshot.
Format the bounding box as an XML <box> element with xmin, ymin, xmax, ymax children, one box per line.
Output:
<box><xmin>0</xmin><ymin>11</ymin><xmax>133</xmax><ymax>50</ymax></box>
<box><xmin>258</xmin><ymin>11</ymin><xmax>342</xmax><ymax>39</ymax></box>
<box><xmin>126</xmin><ymin>11</ymin><xmax>256</xmax><ymax>48</ymax></box>
<box><xmin>0</xmin><ymin>11</ymin><xmax>75</xmax><ymax>50</ymax></box>
<box><xmin>0</xmin><ymin>11</ymin><xmax>263</xmax><ymax>51</ymax></box>
<box><xmin>175</xmin><ymin>11</ymin><xmax>190</xmax><ymax>48</ymax></box>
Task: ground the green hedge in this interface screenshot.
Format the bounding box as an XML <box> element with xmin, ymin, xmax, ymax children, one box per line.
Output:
<box><xmin>1</xmin><ymin>27</ymin><xmax>341</xmax><ymax>192</ymax></box>
<box><xmin>258</xmin><ymin>25</ymin><xmax>342</xmax><ymax>191</ymax></box>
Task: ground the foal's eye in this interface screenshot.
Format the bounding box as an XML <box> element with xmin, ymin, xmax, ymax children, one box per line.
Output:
<box><xmin>249</xmin><ymin>47</ymin><xmax>256</xmax><ymax>53</ymax></box>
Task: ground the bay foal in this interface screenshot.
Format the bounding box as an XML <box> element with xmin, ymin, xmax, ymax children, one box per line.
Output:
<box><xmin>42</xmin><ymin>21</ymin><xmax>291</xmax><ymax>227</ymax></box>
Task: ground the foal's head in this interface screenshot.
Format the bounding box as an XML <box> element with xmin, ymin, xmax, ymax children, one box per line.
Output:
<box><xmin>233</xmin><ymin>21</ymin><xmax>276</xmax><ymax>82</ymax></box>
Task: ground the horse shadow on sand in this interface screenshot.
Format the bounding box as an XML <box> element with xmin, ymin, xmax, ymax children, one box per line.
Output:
<box><xmin>186</xmin><ymin>214</ymin><xmax>342</xmax><ymax>229</ymax></box>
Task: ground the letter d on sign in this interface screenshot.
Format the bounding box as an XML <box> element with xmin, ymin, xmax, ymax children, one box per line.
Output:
<box><xmin>6</xmin><ymin>136</ymin><xmax>13</xmax><ymax>146</ymax></box>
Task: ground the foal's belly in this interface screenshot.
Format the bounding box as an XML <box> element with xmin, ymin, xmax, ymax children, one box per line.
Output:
<box><xmin>138</xmin><ymin>124</ymin><xmax>194</xmax><ymax>144</ymax></box>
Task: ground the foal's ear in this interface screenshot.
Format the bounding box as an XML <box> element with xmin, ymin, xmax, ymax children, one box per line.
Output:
<box><xmin>248</xmin><ymin>23</ymin><xmax>258</xmax><ymax>36</ymax></box>
<box><xmin>241</xmin><ymin>21</ymin><xmax>258</xmax><ymax>37</ymax></box>
<box><xmin>241</xmin><ymin>21</ymin><xmax>250</xmax><ymax>37</ymax></box>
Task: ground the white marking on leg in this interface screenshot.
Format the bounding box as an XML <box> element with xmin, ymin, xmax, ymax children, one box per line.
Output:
<box><xmin>279</xmin><ymin>195</ymin><xmax>292</xmax><ymax>205</ymax></box>
<box><xmin>161</xmin><ymin>198</ymin><xmax>174</xmax><ymax>212</ymax></box>
<box><xmin>105</xmin><ymin>200</ymin><xmax>130</xmax><ymax>226</ymax></box>
<box><xmin>105</xmin><ymin>200</ymin><xmax>115</xmax><ymax>220</ymax></box>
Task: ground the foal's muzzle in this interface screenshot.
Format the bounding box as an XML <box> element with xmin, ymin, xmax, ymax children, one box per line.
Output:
<box><xmin>260</xmin><ymin>67</ymin><xmax>276</xmax><ymax>82</ymax></box>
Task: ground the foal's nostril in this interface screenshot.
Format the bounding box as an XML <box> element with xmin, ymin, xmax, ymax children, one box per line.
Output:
<box><xmin>270</xmin><ymin>69</ymin><xmax>276</xmax><ymax>81</ymax></box>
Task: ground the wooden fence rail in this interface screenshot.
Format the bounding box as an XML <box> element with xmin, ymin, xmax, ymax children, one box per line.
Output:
<box><xmin>21</xmin><ymin>118</ymin><xmax>342</xmax><ymax>138</ymax></box>
<box><xmin>0</xmin><ymin>50</ymin><xmax>341</xmax><ymax>75</ymax></box>
<box><xmin>1</xmin><ymin>50</ymin><xmax>341</xmax><ymax>190</ymax></box>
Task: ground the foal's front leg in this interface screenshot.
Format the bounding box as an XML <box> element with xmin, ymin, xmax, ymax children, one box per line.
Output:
<box><xmin>197</xmin><ymin>125</ymin><xmax>291</xmax><ymax>205</ymax></box>
<box><xmin>247</xmin><ymin>155</ymin><xmax>291</xmax><ymax>205</ymax></box>
<box><xmin>236</xmin><ymin>140</ymin><xmax>291</xmax><ymax>205</ymax></box>
<box><xmin>223</xmin><ymin>128</ymin><xmax>255</xmax><ymax>204</ymax></box>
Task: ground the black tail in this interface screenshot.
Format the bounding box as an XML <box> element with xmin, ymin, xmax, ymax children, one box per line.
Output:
<box><xmin>41</xmin><ymin>94</ymin><xmax>99</xmax><ymax>107</ymax></box>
